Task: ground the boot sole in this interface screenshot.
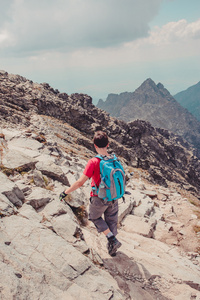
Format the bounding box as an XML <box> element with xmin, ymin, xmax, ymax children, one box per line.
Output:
<box><xmin>109</xmin><ymin>241</ymin><xmax>122</xmax><ymax>256</ymax></box>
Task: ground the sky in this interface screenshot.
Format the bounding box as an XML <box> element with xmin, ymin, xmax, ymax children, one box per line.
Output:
<box><xmin>0</xmin><ymin>0</ymin><xmax>200</xmax><ymax>104</ymax></box>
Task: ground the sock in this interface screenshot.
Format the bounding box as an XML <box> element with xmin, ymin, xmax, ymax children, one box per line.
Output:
<box><xmin>106</xmin><ymin>232</ymin><xmax>114</xmax><ymax>239</ymax></box>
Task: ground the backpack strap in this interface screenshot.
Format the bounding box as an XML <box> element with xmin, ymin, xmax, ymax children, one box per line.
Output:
<box><xmin>95</xmin><ymin>154</ymin><xmax>103</xmax><ymax>160</ymax></box>
<box><xmin>95</xmin><ymin>154</ymin><xmax>117</xmax><ymax>161</ymax></box>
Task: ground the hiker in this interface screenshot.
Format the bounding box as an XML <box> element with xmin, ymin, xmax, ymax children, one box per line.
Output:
<box><xmin>59</xmin><ymin>131</ymin><xmax>125</xmax><ymax>256</ymax></box>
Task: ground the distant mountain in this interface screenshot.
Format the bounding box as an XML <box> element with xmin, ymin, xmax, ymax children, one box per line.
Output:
<box><xmin>174</xmin><ymin>81</ymin><xmax>200</xmax><ymax>121</ymax></box>
<box><xmin>97</xmin><ymin>78</ymin><xmax>200</xmax><ymax>153</ymax></box>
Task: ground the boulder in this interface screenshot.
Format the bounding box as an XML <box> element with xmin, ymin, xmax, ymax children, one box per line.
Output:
<box><xmin>51</xmin><ymin>213</ymin><xmax>79</xmax><ymax>243</ymax></box>
<box><xmin>0</xmin><ymin>172</ymin><xmax>25</xmax><ymax>207</ymax></box>
<box><xmin>8</xmin><ymin>137</ymin><xmax>43</xmax><ymax>149</ymax></box>
<box><xmin>118</xmin><ymin>193</ymin><xmax>135</xmax><ymax>224</ymax></box>
<box><xmin>19</xmin><ymin>203</ymin><xmax>43</xmax><ymax>223</ymax></box>
<box><xmin>32</xmin><ymin>170</ymin><xmax>46</xmax><ymax>187</ymax></box>
<box><xmin>132</xmin><ymin>196</ymin><xmax>155</xmax><ymax>217</ymax></box>
<box><xmin>38</xmin><ymin>199</ymin><xmax>75</xmax><ymax>220</ymax></box>
<box><xmin>36</xmin><ymin>161</ymin><xmax>70</xmax><ymax>186</ymax></box>
<box><xmin>26</xmin><ymin>187</ymin><xmax>53</xmax><ymax>209</ymax></box>
<box><xmin>2</xmin><ymin>149</ymin><xmax>37</xmax><ymax>171</ymax></box>
<box><xmin>62</xmin><ymin>190</ymin><xmax>86</xmax><ymax>208</ymax></box>
<box><xmin>0</xmin><ymin>194</ymin><xmax>17</xmax><ymax>217</ymax></box>
<box><xmin>122</xmin><ymin>215</ymin><xmax>156</xmax><ymax>238</ymax></box>
<box><xmin>131</xmin><ymin>189</ymin><xmax>145</xmax><ymax>206</ymax></box>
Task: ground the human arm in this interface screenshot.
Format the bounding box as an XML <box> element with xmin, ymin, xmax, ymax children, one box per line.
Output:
<box><xmin>59</xmin><ymin>174</ymin><xmax>89</xmax><ymax>201</ymax></box>
<box><xmin>64</xmin><ymin>174</ymin><xmax>89</xmax><ymax>194</ymax></box>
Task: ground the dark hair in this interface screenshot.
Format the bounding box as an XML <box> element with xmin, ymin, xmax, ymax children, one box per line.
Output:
<box><xmin>93</xmin><ymin>131</ymin><xmax>109</xmax><ymax>148</ymax></box>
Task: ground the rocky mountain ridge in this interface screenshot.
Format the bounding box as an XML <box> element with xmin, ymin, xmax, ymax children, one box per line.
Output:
<box><xmin>174</xmin><ymin>81</ymin><xmax>200</xmax><ymax>122</ymax></box>
<box><xmin>0</xmin><ymin>70</ymin><xmax>200</xmax><ymax>197</ymax></box>
<box><xmin>97</xmin><ymin>78</ymin><xmax>200</xmax><ymax>153</ymax></box>
<box><xmin>0</xmin><ymin>70</ymin><xmax>200</xmax><ymax>299</ymax></box>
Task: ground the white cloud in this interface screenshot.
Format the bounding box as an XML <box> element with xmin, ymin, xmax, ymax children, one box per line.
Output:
<box><xmin>45</xmin><ymin>18</ymin><xmax>199</xmax><ymax>70</ymax></box>
<box><xmin>149</xmin><ymin>18</ymin><xmax>200</xmax><ymax>45</ymax></box>
<box><xmin>117</xmin><ymin>18</ymin><xmax>200</xmax><ymax>64</ymax></box>
<box><xmin>0</xmin><ymin>29</ymin><xmax>14</xmax><ymax>48</ymax></box>
<box><xmin>0</xmin><ymin>0</ymin><xmax>162</xmax><ymax>53</ymax></box>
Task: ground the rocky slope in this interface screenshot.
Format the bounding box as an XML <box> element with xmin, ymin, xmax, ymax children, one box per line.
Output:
<box><xmin>97</xmin><ymin>78</ymin><xmax>200</xmax><ymax>153</ymax></box>
<box><xmin>0</xmin><ymin>71</ymin><xmax>200</xmax><ymax>199</ymax></box>
<box><xmin>0</xmin><ymin>116</ymin><xmax>200</xmax><ymax>300</ymax></box>
<box><xmin>174</xmin><ymin>81</ymin><xmax>200</xmax><ymax>122</ymax></box>
<box><xmin>0</xmin><ymin>71</ymin><xmax>200</xmax><ymax>299</ymax></box>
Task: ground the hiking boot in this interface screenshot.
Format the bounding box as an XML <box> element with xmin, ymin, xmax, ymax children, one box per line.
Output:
<box><xmin>107</xmin><ymin>236</ymin><xmax>122</xmax><ymax>256</ymax></box>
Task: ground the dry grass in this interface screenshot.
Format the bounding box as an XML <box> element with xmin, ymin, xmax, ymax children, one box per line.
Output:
<box><xmin>0</xmin><ymin>133</ymin><xmax>5</xmax><ymax>139</ymax></box>
<box><xmin>71</xmin><ymin>205</ymin><xmax>88</xmax><ymax>226</ymax></box>
<box><xmin>194</xmin><ymin>210</ymin><xmax>200</xmax><ymax>219</ymax></box>
<box><xmin>55</xmin><ymin>133</ymin><xmax>65</xmax><ymax>139</ymax></box>
<box><xmin>193</xmin><ymin>225</ymin><xmax>200</xmax><ymax>234</ymax></box>
<box><xmin>34</xmin><ymin>134</ymin><xmax>46</xmax><ymax>143</ymax></box>
<box><xmin>0</xmin><ymin>164</ymin><xmax>14</xmax><ymax>176</ymax></box>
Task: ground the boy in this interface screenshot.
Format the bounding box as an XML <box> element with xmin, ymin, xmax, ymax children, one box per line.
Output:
<box><xmin>59</xmin><ymin>131</ymin><xmax>122</xmax><ymax>256</ymax></box>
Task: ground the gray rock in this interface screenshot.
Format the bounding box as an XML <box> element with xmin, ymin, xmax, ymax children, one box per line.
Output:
<box><xmin>73</xmin><ymin>266</ymin><xmax>125</xmax><ymax>300</ymax></box>
<box><xmin>143</xmin><ymin>190</ymin><xmax>157</xmax><ymax>198</ymax></box>
<box><xmin>0</xmin><ymin>194</ymin><xmax>17</xmax><ymax>217</ymax></box>
<box><xmin>153</xmin><ymin>220</ymin><xmax>174</xmax><ymax>240</ymax></box>
<box><xmin>132</xmin><ymin>196</ymin><xmax>155</xmax><ymax>218</ymax></box>
<box><xmin>2</xmin><ymin>149</ymin><xmax>37</xmax><ymax>171</ymax></box>
<box><xmin>0</xmin><ymin>172</ymin><xmax>25</xmax><ymax>207</ymax></box>
<box><xmin>63</xmin><ymin>190</ymin><xmax>86</xmax><ymax>208</ymax></box>
<box><xmin>118</xmin><ymin>193</ymin><xmax>135</xmax><ymax>224</ymax></box>
<box><xmin>131</xmin><ymin>189</ymin><xmax>145</xmax><ymax>207</ymax></box>
<box><xmin>19</xmin><ymin>203</ymin><xmax>43</xmax><ymax>222</ymax></box>
<box><xmin>33</xmin><ymin>169</ymin><xmax>46</xmax><ymax>187</ymax></box>
<box><xmin>36</xmin><ymin>161</ymin><xmax>70</xmax><ymax>186</ymax></box>
<box><xmin>8</xmin><ymin>137</ymin><xmax>44</xmax><ymax>151</ymax></box>
<box><xmin>122</xmin><ymin>215</ymin><xmax>156</xmax><ymax>238</ymax></box>
<box><xmin>51</xmin><ymin>213</ymin><xmax>78</xmax><ymax>243</ymax></box>
<box><xmin>26</xmin><ymin>187</ymin><xmax>53</xmax><ymax>209</ymax></box>
<box><xmin>15</xmin><ymin>181</ymin><xmax>32</xmax><ymax>196</ymax></box>
<box><xmin>39</xmin><ymin>199</ymin><xmax>76</xmax><ymax>220</ymax></box>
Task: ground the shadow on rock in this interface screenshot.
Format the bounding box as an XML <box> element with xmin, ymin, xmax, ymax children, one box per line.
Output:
<box><xmin>103</xmin><ymin>251</ymin><xmax>169</xmax><ymax>300</ymax></box>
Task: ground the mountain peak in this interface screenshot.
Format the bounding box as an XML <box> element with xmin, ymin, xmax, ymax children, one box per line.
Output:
<box><xmin>139</xmin><ymin>78</ymin><xmax>157</xmax><ymax>88</ymax></box>
<box><xmin>143</xmin><ymin>78</ymin><xmax>156</xmax><ymax>85</ymax></box>
<box><xmin>97</xmin><ymin>78</ymin><xmax>200</xmax><ymax>153</ymax></box>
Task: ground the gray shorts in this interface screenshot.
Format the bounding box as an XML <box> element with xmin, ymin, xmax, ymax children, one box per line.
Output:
<box><xmin>89</xmin><ymin>196</ymin><xmax>118</xmax><ymax>236</ymax></box>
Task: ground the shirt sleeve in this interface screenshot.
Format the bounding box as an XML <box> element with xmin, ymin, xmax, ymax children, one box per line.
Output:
<box><xmin>83</xmin><ymin>158</ymin><xmax>95</xmax><ymax>178</ymax></box>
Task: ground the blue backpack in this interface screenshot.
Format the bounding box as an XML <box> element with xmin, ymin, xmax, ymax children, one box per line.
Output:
<box><xmin>94</xmin><ymin>154</ymin><xmax>126</xmax><ymax>202</ymax></box>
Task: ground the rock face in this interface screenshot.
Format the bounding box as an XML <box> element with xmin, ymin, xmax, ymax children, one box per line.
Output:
<box><xmin>174</xmin><ymin>81</ymin><xmax>200</xmax><ymax>122</ymax></box>
<box><xmin>97</xmin><ymin>78</ymin><xmax>200</xmax><ymax>153</ymax></box>
<box><xmin>0</xmin><ymin>70</ymin><xmax>200</xmax><ymax>197</ymax></box>
<box><xmin>0</xmin><ymin>123</ymin><xmax>200</xmax><ymax>300</ymax></box>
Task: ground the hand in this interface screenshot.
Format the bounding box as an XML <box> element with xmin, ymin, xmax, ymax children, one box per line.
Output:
<box><xmin>59</xmin><ymin>191</ymin><xmax>68</xmax><ymax>202</ymax></box>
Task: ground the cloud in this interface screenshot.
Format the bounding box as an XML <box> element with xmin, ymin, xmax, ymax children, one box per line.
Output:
<box><xmin>118</xmin><ymin>18</ymin><xmax>200</xmax><ymax>63</ymax></box>
<box><xmin>0</xmin><ymin>0</ymin><xmax>162</xmax><ymax>53</ymax></box>
<box><xmin>0</xmin><ymin>29</ymin><xmax>13</xmax><ymax>47</ymax></box>
<box><xmin>0</xmin><ymin>0</ymin><xmax>13</xmax><ymax>26</ymax></box>
<box><xmin>149</xmin><ymin>18</ymin><xmax>200</xmax><ymax>45</ymax></box>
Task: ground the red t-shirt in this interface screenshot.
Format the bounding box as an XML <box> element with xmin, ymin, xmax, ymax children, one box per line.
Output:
<box><xmin>83</xmin><ymin>157</ymin><xmax>101</xmax><ymax>196</ymax></box>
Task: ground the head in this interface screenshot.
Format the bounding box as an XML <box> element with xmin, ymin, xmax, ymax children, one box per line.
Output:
<box><xmin>93</xmin><ymin>131</ymin><xmax>109</xmax><ymax>149</ymax></box>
